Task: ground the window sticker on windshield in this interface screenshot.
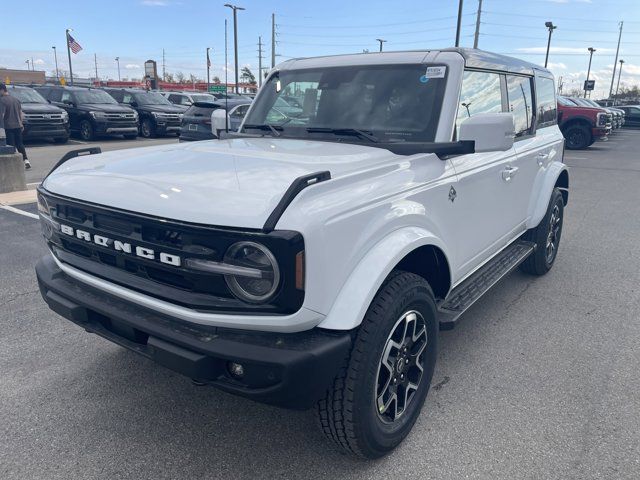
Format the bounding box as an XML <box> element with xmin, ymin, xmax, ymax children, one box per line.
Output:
<box><xmin>424</xmin><ymin>66</ymin><xmax>446</xmax><ymax>79</ymax></box>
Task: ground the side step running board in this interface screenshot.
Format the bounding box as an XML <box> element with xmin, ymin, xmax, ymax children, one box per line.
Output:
<box><xmin>437</xmin><ymin>240</ymin><xmax>535</xmax><ymax>330</ymax></box>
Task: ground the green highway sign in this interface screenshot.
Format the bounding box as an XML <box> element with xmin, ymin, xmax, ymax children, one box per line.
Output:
<box><xmin>208</xmin><ymin>85</ymin><xmax>227</xmax><ymax>93</ymax></box>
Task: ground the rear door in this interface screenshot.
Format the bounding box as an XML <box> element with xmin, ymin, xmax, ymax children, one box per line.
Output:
<box><xmin>504</xmin><ymin>74</ymin><xmax>552</xmax><ymax>228</ymax></box>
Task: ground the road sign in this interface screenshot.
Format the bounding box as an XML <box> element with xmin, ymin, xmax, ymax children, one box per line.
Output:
<box><xmin>209</xmin><ymin>85</ymin><xmax>227</xmax><ymax>93</ymax></box>
<box><xmin>584</xmin><ymin>80</ymin><xmax>595</xmax><ymax>91</ymax></box>
<box><xmin>60</xmin><ymin>77</ymin><xmax>66</xmax><ymax>86</ymax></box>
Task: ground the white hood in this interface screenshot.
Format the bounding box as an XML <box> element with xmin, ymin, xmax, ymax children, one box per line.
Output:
<box><xmin>43</xmin><ymin>137</ymin><xmax>398</xmax><ymax>229</ymax></box>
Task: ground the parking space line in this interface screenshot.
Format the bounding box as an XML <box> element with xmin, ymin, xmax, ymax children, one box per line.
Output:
<box><xmin>0</xmin><ymin>205</ymin><xmax>40</xmax><ymax>220</ymax></box>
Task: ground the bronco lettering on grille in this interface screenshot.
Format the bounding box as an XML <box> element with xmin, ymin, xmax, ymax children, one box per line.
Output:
<box><xmin>59</xmin><ymin>224</ymin><xmax>181</xmax><ymax>266</ymax></box>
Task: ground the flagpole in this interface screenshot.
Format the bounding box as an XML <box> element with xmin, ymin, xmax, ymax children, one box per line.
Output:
<box><xmin>66</xmin><ymin>28</ymin><xmax>74</xmax><ymax>85</ymax></box>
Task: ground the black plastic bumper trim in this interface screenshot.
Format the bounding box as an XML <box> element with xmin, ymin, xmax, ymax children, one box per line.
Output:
<box><xmin>36</xmin><ymin>255</ymin><xmax>351</xmax><ymax>410</ymax></box>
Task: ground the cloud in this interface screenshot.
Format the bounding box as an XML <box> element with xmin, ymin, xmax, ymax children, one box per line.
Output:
<box><xmin>517</xmin><ymin>46</ymin><xmax>614</xmax><ymax>54</ymax></box>
<box><xmin>33</xmin><ymin>58</ymin><xmax>45</xmax><ymax>65</ymax></box>
<box><xmin>547</xmin><ymin>62</ymin><xmax>567</xmax><ymax>70</ymax></box>
<box><xmin>125</xmin><ymin>64</ymin><xmax>141</xmax><ymax>69</ymax></box>
<box><xmin>141</xmin><ymin>0</ymin><xmax>169</xmax><ymax>6</ymax></box>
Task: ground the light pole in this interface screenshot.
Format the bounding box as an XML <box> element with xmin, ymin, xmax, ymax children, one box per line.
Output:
<box><xmin>224</xmin><ymin>3</ymin><xmax>245</xmax><ymax>94</ymax></box>
<box><xmin>455</xmin><ymin>0</ymin><xmax>464</xmax><ymax>47</ymax></box>
<box><xmin>584</xmin><ymin>47</ymin><xmax>595</xmax><ymax>98</ymax></box>
<box><xmin>206</xmin><ymin>47</ymin><xmax>211</xmax><ymax>92</ymax></box>
<box><xmin>544</xmin><ymin>21</ymin><xmax>556</xmax><ymax>68</ymax></box>
<box><xmin>52</xmin><ymin>46</ymin><xmax>59</xmax><ymax>80</ymax></box>
<box><xmin>615</xmin><ymin>59</ymin><xmax>625</xmax><ymax>102</ymax></box>
<box><xmin>376</xmin><ymin>38</ymin><xmax>387</xmax><ymax>52</ymax></box>
<box><xmin>25</xmin><ymin>59</ymin><xmax>30</xmax><ymax>71</ymax></box>
<box><xmin>115</xmin><ymin>57</ymin><xmax>121</xmax><ymax>81</ymax></box>
<box><xmin>65</xmin><ymin>28</ymin><xmax>74</xmax><ymax>85</ymax></box>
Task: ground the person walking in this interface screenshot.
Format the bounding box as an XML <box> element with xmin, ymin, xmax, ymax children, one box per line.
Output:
<box><xmin>0</xmin><ymin>83</ymin><xmax>30</xmax><ymax>169</ymax></box>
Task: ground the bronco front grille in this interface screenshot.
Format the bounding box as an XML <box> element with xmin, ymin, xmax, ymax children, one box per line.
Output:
<box><xmin>40</xmin><ymin>191</ymin><xmax>304</xmax><ymax>314</ymax></box>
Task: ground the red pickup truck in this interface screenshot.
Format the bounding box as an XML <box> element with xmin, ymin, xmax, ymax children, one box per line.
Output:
<box><xmin>557</xmin><ymin>96</ymin><xmax>611</xmax><ymax>149</ymax></box>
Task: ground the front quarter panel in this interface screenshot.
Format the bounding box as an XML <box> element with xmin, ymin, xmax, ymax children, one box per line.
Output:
<box><xmin>277</xmin><ymin>153</ymin><xmax>458</xmax><ymax>330</ymax></box>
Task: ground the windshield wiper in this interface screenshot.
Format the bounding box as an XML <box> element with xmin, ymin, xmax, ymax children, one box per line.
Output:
<box><xmin>243</xmin><ymin>124</ymin><xmax>282</xmax><ymax>137</ymax></box>
<box><xmin>306</xmin><ymin>127</ymin><xmax>379</xmax><ymax>143</ymax></box>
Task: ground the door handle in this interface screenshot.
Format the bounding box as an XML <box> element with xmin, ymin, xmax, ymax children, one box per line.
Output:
<box><xmin>537</xmin><ymin>153</ymin><xmax>549</xmax><ymax>166</ymax></box>
<box><xmin>502</xmin><ymin>166</ymin><xmax>519</xmax><ymax>182</ymax></box>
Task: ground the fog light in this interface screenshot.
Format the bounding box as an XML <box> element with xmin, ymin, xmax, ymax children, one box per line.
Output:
<box><xmin>228</xmin><ymin>362</ymin><xmax>244</xmax><ymax>379</ymax></box>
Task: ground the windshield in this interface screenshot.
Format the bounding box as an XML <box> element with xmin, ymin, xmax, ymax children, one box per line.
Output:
<box><xmin>133</xmin><ymin>91</ymin><xmax>172</xmax><ymax>105</ymax></box>
<box><xmin>242</xmin><ymin>64</ymin><xmax>447</xmax><ymax>143</ymax></box>
<box><xmin>558</xmin><ymin>96</ymin><xmax>578</xmax><ymax>107</ymax></box>
<box><xmin>191</xmin><ymin>94</ymin><xmax>217</xmax><ymax>103</ymax></box>
<box><xmin>75</xmin><ymin>89</ymin><xmax>118</xmax><ymax>104</ymax></box>
<box><xmin>10</xmin><ymin>88</ymin><xmax>47</xmax><ymax>104</ymax></box>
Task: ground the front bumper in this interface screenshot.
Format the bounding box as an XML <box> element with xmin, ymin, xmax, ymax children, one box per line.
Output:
<box><xmin>23</xmin><ymin>123</ymin><xmax>69</xmax><ymax>140</ymax></box>
<box><xmin>93</xmin><ymin>121</ymin><xmax>139</xmax><ymax>136</ymax></box>
<box><xmin>36</xmin><ymin>254</ymin><xmax>351</xmax><ymax>409</ymax></box>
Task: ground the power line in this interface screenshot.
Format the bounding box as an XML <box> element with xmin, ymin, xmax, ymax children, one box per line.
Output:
<box><xmin>277</xmin><ymin>14</ymin><xmax>473</xmax><ymax>29</ymax></box>
<box><xmin>277</xmin><ymin>24</ymin><xmax>476</xmax><ymax>38</ymax></box>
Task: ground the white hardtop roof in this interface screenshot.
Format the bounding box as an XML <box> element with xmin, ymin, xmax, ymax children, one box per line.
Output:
<box><xmin>277</xmin><ymin>47</ymin><xmax>551</xmax><ymax>77</ymax></box>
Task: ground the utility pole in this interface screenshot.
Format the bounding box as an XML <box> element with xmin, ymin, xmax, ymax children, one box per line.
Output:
<box><xmin>52</xmin><ymin>46</ymin><xmax>59</xmax><ymax>80</ymax></box>
<box><xmin>224</xmin><ymin>18</ymin><xmax>229</xmax><ymax>132</ymax></box>
<box><xmin>615</xmin><ymin>59</ymin><xmax>624</xmax><ymax>103</ymax></box>
<box><xmin>376</xmin><ymin>38</ymin><xmax>386</xmax><ymax>52</ymax></box>
<box><xmin>25</xmin><ymin>59</ymin><xmax>30</xmax><ymax>71</ymax></box>
<box><xmin>271</xmin><ymin>13</ymin><xmax>276</xmax><ymax>68</ymax></box>
<box><xmin>206</xmin><ymin>47</ymin><xmax>211</xmax><ymax>91</ymax></box>
<box><xmin>115</xmin><ymin>57</ymin><xmax>121</xmax><ymax>81</ymax></box>
<box><xmin>544</xmin><ymin>21</ymin><xmax>557</xmax><ymax>68</ymax></box>
<box><xmin>94</xmin><ymin>53</ymin><xmax>98</xmax><ymax>80</ymax></box>
<box><xmin>224</xmin><ymin>4</ymin><xmax>245</xmax><ymax>94</ymax></box>
<box><xmin>455</xmin><ymin>0</ymin><xmax>464</xmax><ymax>47</ymax></box>
<box><xmin>609</xmin><ymin>21</ymin><xmax>623</xmax><ymax>99</ymax></box>
<box><xmin>162</xmin><ymin>48</ymin><xmax>166</xmax><ymax>81</ymax></box>
<box><xmin>473</xmin><ymin>0</ymin><xmax>483</xmax><ymax>49</ymax></box>
<box><xmin>584</xmin><ymin>47</ymin><xmax>595</xmax><ymax>98</ymax></box>
<box><xmin>65</xmin><ymin>28</ymin><xmax>74</xmax><ymax>85</ymax></box>
<box><xmin>258</xmin><ymin>36</ymin><xmax>263</xmax><ymax>87</ymax></box>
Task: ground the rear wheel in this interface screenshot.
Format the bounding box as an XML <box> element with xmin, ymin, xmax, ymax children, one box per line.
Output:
<box><xmin>564</xmin><ymin>124</ymin><xmax>591</xmax><ymax>149</ymax></box>
<box><xmin>520</xmin><ymin>188</ymin><xmax>564</xmax><ymax>276</ymax></box>
<box><xmin>316</xmin><ymin>271</ymin><xmax>438</xmax><ymax>458</ymax></box>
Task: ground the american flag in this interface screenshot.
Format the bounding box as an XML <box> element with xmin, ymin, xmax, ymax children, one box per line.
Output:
<box><xmin>67</xmin><ymin>33</ymin><xmax>83</xmax><ymax>54</ymax></box>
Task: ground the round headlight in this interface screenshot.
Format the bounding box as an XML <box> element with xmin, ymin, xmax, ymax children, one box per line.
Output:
<box><xmin>224</xmin><ymin>241</ymin><xmax>280</xmax><ymax>303</ymax></box>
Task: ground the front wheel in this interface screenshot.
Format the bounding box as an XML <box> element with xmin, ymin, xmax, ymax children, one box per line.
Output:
<box><xmin>316</xmin><ymin>271</ymin><xmax>438</xmax><ymax>458</ymax></box>
<box><xmin>564</xmin><ymin>124</ymin><xmax>591</xmax><ymax>150</ymax></box>
<box><xmin>79</xmin><ymin>120</ymin><xmax>94</xmax><ymax>141</ymax></box>
<box><xmin>140</xmin><ymin>118</ymin><xmax>155</xmax><ymax>138</ymax></box>
<box><xmin>520</xmin><ymin>188</ymin><xmax>564</xmax><ymax>276</ymax></box>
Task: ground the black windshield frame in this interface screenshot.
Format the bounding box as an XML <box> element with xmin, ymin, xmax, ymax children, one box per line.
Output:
<box><xmin>242</xmin><ymin>64</ymin><xmax>448</xmax><ymax>144</ymax></box>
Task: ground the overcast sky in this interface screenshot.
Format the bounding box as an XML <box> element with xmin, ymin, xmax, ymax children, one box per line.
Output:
<box><xmin>1</xmin><ymin>0</ymin><xmax>639</xmax><ymax>98</ymax></box>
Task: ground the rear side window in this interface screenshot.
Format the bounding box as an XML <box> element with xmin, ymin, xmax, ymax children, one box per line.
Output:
<box><xmin>535</xmin><ymin>77</ymin><xmax>557</xmax><ymax>127</ymax></box>
<box><xmin>456</xmin><ymin>70</ymin><xmax>503</xmax><ymax>133</ymax></box>
<box><xmin>506</xmin><ymin>75</ymin><xmax>534</xmax><ymax>138</ymax></box>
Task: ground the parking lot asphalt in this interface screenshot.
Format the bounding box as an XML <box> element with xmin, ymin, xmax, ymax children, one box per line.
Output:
<box><xmin>2</xmin><ymin>130</ymin><xmax>640</xmax><ymax>479</ymax></box>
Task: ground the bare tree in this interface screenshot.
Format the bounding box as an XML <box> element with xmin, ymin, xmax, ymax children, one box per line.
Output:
<box><xmin>175</xmin><ymin>71</ymin><xmax>186</xmax><ymax>84</ymax></box>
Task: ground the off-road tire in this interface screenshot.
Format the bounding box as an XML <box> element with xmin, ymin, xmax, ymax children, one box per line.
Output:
<box><xmin>520</xmin><ymin>187</ymin><xmax>564</xmax><ymax>276</ymax></box>
<box><xmin>79</xmin><ymin>120</ymin><xmax>95</xmax><ymax>141</ymax></box>
<box><xmin>316</xmin><ymin>271</ymin><xmax>438</xmax><ymax>458</ymax></box>
<box><xmin>564</xmin><ymin>124</ymin><xmax>591</xmax><ymax>150</ymax></box>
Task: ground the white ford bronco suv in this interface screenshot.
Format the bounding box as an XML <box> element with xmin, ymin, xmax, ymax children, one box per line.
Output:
<box><xmin>36</xmin><ymin>48</ymin><xmax>568</xmax><ymax>458</ymax></box>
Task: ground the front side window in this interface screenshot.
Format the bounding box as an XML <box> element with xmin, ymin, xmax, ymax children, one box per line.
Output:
<box><xmin>455</xmin><ymin>70</ymin><xmax>503</xmax><ymax>133</ymax></box>
<box><xmin>243</xmin><ymin>64</ymin><xmax>448</xmax><ymax>143</ymax></box>
<box><xmin>535</xmin><ymin>76</ymin><xmax>557</xmax><ymax>127</ymax></box>
<box><xmin>506</xmin><ymin>75</ymin><xmax>534</xmax><ymax>137</ymax></box>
